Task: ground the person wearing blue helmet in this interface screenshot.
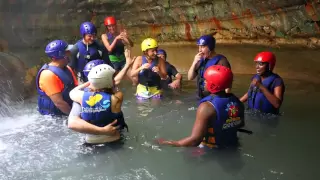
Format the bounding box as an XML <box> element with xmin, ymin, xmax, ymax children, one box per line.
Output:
<box><xmin>157</xmin><ymin>49</ymin><xmax>182</xmax><ymax>89</ymax></box>
<box><xmin>68</xmin><ymin>49</ymin><xmax>136</xmax><ymax>144</ymax></box>
<box><xmin>36</xmin><ymin>40</ymin><xmax>78</xmax><ymax>116</ymax></box>
<box><xmin>187</xmin><ymin>34</ymin><xmax>231</xmax><ymax>99</ymax></box>
<box><xmin>69</xmin><ymin>22</ymin><xmax>113</xmax><ymax>83</ymax></box>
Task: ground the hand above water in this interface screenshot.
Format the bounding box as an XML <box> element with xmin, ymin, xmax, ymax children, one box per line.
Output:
<box><xmin>141</xmin><ymin>63</ymin><xmax>151</xmax><ymax>70</ymax></box>
<box><xmin>115</xmin><ymin>34</ymin><xmax>124</xmax><ymax>41</ymax></box>
<box><xmin>156</xmin><ymin>138</ymin><xmax>175</xmax><ymax>146</ymax></box>
<box><xmin>251</xmin><ymin>78</ymin><xmax>262</xmax><ymax>88</ymax></box>
<box><xmin>100</xmin><ymin>120</ymin><xmax>120</xmax><ymax>136</ymax></box>
<box><xmin>152</xmin><ymin>66</ymin><xmax>159</xmax><ymax>73</ymax></box>
<box><xmin>124</xmin><ymin>48</ymin><xmax>137</xmax><ymax>67</ymax></box>
<box><xmin>120</xmin><ymin>30</ymin><xmax>128</xmax><ymax>38</ymax></box>
<box><xmin>193</xmin><ymin>52</ymin><xmax>203</xmax><ymax>64</ymax></box>
<box><xmin>168</xmin><ymin>80</ymin><xmax>181</xmax><ymax>89</ymax></box>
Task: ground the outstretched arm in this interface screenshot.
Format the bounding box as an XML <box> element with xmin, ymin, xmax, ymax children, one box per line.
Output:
<box><xmin>158</xmin><ymin>102</ymin><xmax>214</xmax><ymax>147</ymax></box>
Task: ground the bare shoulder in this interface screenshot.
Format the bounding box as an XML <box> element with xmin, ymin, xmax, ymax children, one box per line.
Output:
<box><xmin>197</xmin><ymin>101</ymin><xmax>216</xmax><ymax>116</ymax></box>
<box><xmin>112</xmin><ymin>91</ymin><xmax>124</xmax><ymax>103</ymax></box>
<box><xmin>134</xmin><ymin>56</ymin><xmax>143</xmax><ymax>65</ymax></box>
<box><xmin>137</xmin><ymin>56</ymin><xmax>143</xmax><ymax>61</ymax></box>
<box><xmin>217</xmin><ymin>57</ymin><xmax>231</xmax><ymax>69</ymax></box>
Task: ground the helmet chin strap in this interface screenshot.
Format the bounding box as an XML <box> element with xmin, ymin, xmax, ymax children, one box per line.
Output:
<box><xmin>144</xmin><ymin>52</ymin><xmax>154</xmax><ymax>61</ymax></box>
<box><xmin>203</xmin><ymin>50</ymin><xmax>212</xmax><ymax>59</ymax></box>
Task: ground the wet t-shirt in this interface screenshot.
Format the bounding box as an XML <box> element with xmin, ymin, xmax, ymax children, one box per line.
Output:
<box><xmin>166</xmin><ymin>62</ymin><xmax>178</xmax><ymax>79</ymax></box>
<box><xmin>69</xmin><ymin>102</ymin><xmax>82</xmax><ymax>116</ymax></box>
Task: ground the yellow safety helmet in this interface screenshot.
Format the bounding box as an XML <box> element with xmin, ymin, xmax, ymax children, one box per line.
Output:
<box><xmin>141</xmin><ymin>38</ymin><xmax>158</xmax><ymax>52</ymax></box>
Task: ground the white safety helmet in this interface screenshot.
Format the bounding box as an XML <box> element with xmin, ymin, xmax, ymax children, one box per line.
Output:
<box><xmin>87</xmin><ymin>64</ymin><xmax>115</xmax><ymax>89</ymax></box>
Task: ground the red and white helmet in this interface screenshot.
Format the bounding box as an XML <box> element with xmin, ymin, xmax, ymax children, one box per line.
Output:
<box><xmin>204</xmin><ymin>65</ymin><xmax>233</xmax><ymax>94</ymax></box>
<box><xmin>254</xmin><ymin>52</ymin><xmax>276</xmax><ymax>71</ymax></box>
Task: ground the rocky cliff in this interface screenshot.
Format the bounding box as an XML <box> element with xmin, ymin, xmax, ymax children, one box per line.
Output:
<box><xmin>1</xmin><ymin>0</ymin><xmax>320</xmax><ymax>52</ymax></box>
<box><xmin>0</xmin><ymin>0</ymin><xmax>320</xmax><ymax>102</ymax></box>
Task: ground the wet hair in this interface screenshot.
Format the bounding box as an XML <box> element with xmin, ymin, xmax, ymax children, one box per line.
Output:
<box><xmin>89</xmin><ymin>87</ymin><xmax>114</xmax><ymax>94</ymax></box>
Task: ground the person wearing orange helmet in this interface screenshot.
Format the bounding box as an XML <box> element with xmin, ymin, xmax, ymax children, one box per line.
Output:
<box><xmin>101</xmin><ymin>16</ymin><xmax>134</xmax><ymax>72</ymax></box>
<box><xmin>240</xmin><ymin>52</ymin><xmax>285</xmax><ymax>114</ymax></box>
<box><xmin>158</xmin><ymin>65</ymin><xmax>245</xmax><ymax>149</ymax></box>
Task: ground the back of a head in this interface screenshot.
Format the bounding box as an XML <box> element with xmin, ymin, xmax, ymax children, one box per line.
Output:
<box><xmin>204</xmin><ymin>65</ymin><xmax>233</xmax><ymax>94</ymax></box>
<box><xmin>88</xmin><ymin>64</ymin><xmax>115</xmax><ymax>89</ymax></box>
<box><xmin>83</xmin><ymin>59</ymin><xmax>105</xmax><ymax>78</ymax></box>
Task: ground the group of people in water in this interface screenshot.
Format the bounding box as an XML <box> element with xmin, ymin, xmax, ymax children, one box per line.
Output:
<box><xmin>35</xmin><ymin>16</ymin><xmax>285</xmax><ymax>148</ymax></box>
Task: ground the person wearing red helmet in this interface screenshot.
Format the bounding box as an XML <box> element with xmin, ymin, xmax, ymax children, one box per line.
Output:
<box><xmin>101</xmin><ymin>16</ymin><xmax>134</xmax><ymax>73</ymax></box>
<box><xmin>158</xmin><ymin>65</ymin><xmax>245</xmax><ymax>149</ymax></box>
<box><xmin>240</xmin><ymin>52</ymin><xmax>285</xmax><ymax>114</ymax></box>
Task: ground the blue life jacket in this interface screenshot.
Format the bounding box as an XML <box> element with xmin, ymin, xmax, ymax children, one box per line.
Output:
<box><xmin>247</xmin><ymin>73</ymin><xmax>282</xmax><ymax>114</ymax></box>
<box><xmin>107</xmin><ymin>33</ymin><xmax>125</xmax><ymax>62</ymax></box>
<box><xmin>81</xmin><ymin>91</ymin><xmax>128</xmax><ymax>131</ymax></box>
<box><xmin>197</xmin><ymin>54</ymin><xmax>226</xmax><ymax>98</ymax></box>
<box><xmin>36</xmin><ymin>64</ymin><xmax>76</xmax><ymax>115</ymax></box>
<box><xmin>138</xmin><ymin>56</ymin><xmax>161</xmax><ymax>88</ymax></box>
<box><xmin>199</xmin><ymin>94</ymin><xmax>245</xmax><ymax>148</ymax></box>
<box><xmin>76</xmin><ymin>40</ymin><xmax>103</xmax><ymax>80</ymax></box>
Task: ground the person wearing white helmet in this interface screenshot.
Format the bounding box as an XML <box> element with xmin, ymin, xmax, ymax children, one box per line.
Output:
<box><xmin>69</xmin><ymin>64</ymin><xmax>128</xmax><ymax>144</ymax></box>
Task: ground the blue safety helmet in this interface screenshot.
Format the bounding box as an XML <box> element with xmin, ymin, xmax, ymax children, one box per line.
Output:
<box><xmin>45</xmin><ymin>40</ymin><xmax>73</xmax><ymax>59</ymax></box>
<box><xmin>80</xmin><ymin>22</ymin><xmax>97</xmax><ymax>37</ymax></box>
<box><xmin>83</xmin><ymin>59</ymin><xmax>105</xmax><ymax>78</ymax></box>
<box><xmin>157</xmin><ymin>49</ymin><xmax>167</xmax><ymax>59</ymax></box>
<box><xmin>196</xmin><ymin>35</ymin><xmax>216</xmax><ymax>51</ymax></box>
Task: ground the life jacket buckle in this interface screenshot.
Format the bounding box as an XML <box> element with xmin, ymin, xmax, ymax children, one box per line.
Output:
<box><xmin>84</xmin><ymin>54</ymin><xmax>91</xmax><ymax>60</ymax></box>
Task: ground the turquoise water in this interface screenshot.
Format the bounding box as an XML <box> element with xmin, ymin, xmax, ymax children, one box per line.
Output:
<box><xmin>0</xmin><ymin>74</ymin><xmax>319</xmax><ymax>180</ymax></box>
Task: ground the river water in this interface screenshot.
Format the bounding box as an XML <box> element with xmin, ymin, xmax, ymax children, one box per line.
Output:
<box><xmin>0</xmin><ymin>45</ymin><xmax>320</xmax><ymax>180</ymax></box>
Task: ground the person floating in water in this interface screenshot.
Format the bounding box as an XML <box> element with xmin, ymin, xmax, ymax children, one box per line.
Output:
<box><xmin>187</xmin><ymin>34</ymin><xmax>231</xmax><ymax>99</ymax></box>
<box><xmin>36</xmin><ymin>40</ymin><xmax>78</xmax><ymax>116</ymax></box>
<box><xmin>240</xmin><ymin>52</ymin><xmax>285</xmax><ymax>115</ymax></box>
<box><xmin>131</xmin><ymin>38</ymin><xmax>167</xmax><ymax>100</ymax></box>
<box><xmin>69</xmin><ymin>22</ymin><xmax>113</xmax><ymax>83</ymax></box>
<box><xmin>101</xmin><ymin>16</ymin><xmax>134</xmax><ymax>72</ymax></box>
<box><xmin>158</xmin><ymin>65</ymin><xmax>245</xmax><ymax>149</ymax></box>
<box><xmin>157</xmin><ymin>49</ymin><xmax>182</xmax><ymax>89</ymax></box>
<box><xmin>68</xmin><ymin>49</ymin><xmax>136</xmax><ymax>144</ymax></box>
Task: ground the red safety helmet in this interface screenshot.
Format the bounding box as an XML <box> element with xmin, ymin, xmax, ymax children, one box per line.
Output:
<box><xmin>104</xmin><ymin>16</ymin><xmax>116</xmax><ymax>26</ymax></box>
<box><xmin>204</xmin><ymin>65</ymin><xmax>233</xmax><ymax>94</ymax></box>
<box><xmin>254</xmin><ymin>52</ymin><xmax>276</xmax><ymax>71</ymax></box>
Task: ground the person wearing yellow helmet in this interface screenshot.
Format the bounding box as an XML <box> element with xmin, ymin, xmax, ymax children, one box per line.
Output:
<box><xmin>130</xmin><ymin>38</ymin><xmax>167</xmax><ymax>100</ymax></box>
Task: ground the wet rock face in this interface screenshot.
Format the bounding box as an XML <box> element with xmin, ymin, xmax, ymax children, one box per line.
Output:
<box><xmin>0</xmin><ymin>0</ymin><xmax>319</xmax><ymax>102</ymax></box>
<box><xmin>0</xmin><ymin>53</ymin><xmax>26</xmax><ymax>117</ymax></box>
<box><xmin>0</xmin><ymin>0</ymin><xmax>320</xmax><ymax>50</ymax></box>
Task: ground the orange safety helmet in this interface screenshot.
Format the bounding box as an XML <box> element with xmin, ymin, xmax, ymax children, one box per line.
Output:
<box><xmin>254</xmin><ymin>52</ymin><xmax>276</xmax><ymax>71</ymax></box>
<box><xmin>204</xmin><ymin>65</ymin><xmax>233</xmax><ymax>94</ymax></box>
<box><xmin>104</xmin><ymin>16</ymin><xmax>116</xmax><ymax>26</ymax></box>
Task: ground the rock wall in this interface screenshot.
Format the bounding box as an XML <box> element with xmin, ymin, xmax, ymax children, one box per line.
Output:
<box><xmin>0</xmin><ymin>0</ymin><xmax>320</xmax><ymax>102</ymax></box>
<box><xmin>1</xmin><ymin>0</ymin><xmax>320</xmax><ymax>53</ymax></box>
